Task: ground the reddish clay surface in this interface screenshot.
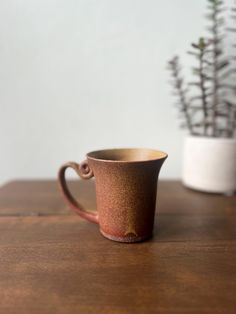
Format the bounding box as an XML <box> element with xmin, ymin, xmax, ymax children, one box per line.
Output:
<box><xmin>58</xmin><ymin>148</ymin><xmax>167</xmax><ymax>242</ymax></box>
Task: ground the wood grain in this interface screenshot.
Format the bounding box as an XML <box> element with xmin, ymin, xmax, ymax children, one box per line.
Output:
<box><xmin>0</xmin><ymin>180</ymin><xmax>235</xmax><ymax>314</ymax></box>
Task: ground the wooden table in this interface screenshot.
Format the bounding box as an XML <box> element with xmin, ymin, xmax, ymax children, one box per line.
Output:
<box><xmin>0</xmin><ymin>180</ymin><xmax>235</xmax><ymax>314</ymax></box>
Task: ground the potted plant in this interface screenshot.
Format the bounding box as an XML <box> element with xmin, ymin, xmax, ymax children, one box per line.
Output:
<box><xmin>168</xmin><ymin>0</ymin><xmax>236</xmax><ymax>194</ymax></box>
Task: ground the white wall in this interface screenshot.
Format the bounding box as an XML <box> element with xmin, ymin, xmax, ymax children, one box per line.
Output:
<box><xmin>0</xmin><ymin>0</ymin><xmax>231</xmax><ymax>184</ymax></box>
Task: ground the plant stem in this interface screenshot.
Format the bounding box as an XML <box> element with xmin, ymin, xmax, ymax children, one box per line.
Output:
<box><xmin>212</xmin><ymin>3</ymin><xmax>220</xmax><ymax>137</ymax></box>
<box><xmin>199</xmin><ymin>47</ymin><xmax>208</xmax><ymax>135</ymax></box>
<box><xmin>172</xmin><ymin>67</ymin><xmax>194</xmax><ymax>134</ymax></box>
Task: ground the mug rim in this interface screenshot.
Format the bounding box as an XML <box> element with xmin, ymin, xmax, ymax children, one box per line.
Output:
<box><xmin>87</xmin><ymin>147</ymin><xmax>168</xmax><ymax>163</ymax></box>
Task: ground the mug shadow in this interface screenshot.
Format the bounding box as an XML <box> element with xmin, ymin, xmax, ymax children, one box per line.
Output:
<box><xmin>151</xmin><ymin>212</ymin><xmax>192</xmax><ymax>242</ymax></box>
<box><xmin>151</xmin><ymin>211</ymin><xmax>225</xmax><ymax>243</ymax></box>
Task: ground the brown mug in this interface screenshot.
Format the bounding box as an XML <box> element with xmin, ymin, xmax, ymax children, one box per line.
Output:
<box><xmin>58</xmin><ymin>148</ymin><xmax>167</xmax><ymax>243</ymax></box>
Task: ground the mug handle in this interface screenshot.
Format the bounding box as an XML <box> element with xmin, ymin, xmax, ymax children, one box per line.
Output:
<box><xmin>58</xmin><ymin>160</ymin><xmax>99</xmax><ymax>224</ymax></box>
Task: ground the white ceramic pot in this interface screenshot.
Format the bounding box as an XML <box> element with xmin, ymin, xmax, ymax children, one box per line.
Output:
<box><xmin>182</xmin><ymin>136</ymin><xmax>236</xmax><ymax>194</ymax></box>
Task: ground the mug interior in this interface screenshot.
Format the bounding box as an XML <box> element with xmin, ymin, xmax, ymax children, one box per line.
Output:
<box><xmin>87</xmin><ymin>148</ymin><xmax>167</xmax><ymax>162</ymax></box>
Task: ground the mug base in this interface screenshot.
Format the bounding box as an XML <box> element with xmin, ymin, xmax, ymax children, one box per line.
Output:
<box><xmin>100</xmin><ymin>229</ymin><xmax>152</xmax><ymax>243</ymax></box>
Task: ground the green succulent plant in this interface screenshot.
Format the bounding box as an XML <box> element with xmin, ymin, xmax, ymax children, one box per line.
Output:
<box><xmin>168</xmin><ymin>0</ymin><xmax>236</xmax><ymax>138</ymax></box>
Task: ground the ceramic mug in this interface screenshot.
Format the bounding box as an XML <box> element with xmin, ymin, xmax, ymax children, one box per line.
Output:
<box><xmin>58</xmin><ymin>148</ymin><xmax>167</xmax><ymax>243</ymax></box>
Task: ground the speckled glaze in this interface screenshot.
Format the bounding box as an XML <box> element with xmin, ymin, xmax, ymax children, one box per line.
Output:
<box><xmin>58</xmin><ymin>148</ymin><xmax>168</xmax><ymax>243</ymax></box>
